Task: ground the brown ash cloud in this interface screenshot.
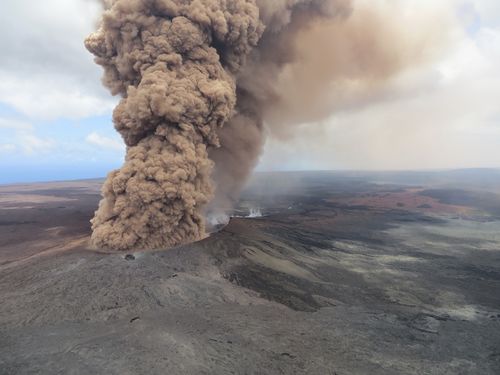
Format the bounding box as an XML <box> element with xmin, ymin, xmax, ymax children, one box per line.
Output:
<box><xmin>86</xmin><ymin>0</ymin><xmax>440</xmax><ymax>250</ymax></box>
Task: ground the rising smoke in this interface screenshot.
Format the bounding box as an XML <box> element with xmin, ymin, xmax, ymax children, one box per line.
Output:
<box><xmin>86</xmin><ymin>0</ymin><xmax>443</xmax><ymax>250</ymax></box>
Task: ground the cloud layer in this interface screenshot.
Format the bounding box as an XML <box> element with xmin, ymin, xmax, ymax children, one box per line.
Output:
<box><xmin>0</xmin><ymin>0</ymin><xmax>117</xmax><ymax>120</ymax></box>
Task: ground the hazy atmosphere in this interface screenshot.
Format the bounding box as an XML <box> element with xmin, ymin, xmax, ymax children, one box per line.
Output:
<box><xmin>2</xmin><ymin>2</ymin><xmax>500</xmax><ymax>374</ymax></box>
<box><xmin>0</xmin><ymin>0</ymin><xmax>499</xmax><ymax>184</ymax></box>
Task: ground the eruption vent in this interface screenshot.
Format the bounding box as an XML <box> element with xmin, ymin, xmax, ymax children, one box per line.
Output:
<box><xmin>86</xmin><ymin>0</ymin><xmax>263</xmax><ymax>250</ymax></box>
<box><xmin>87</xmin><ymin>0</ymin><xmax>443</xmax><ymax>250</ymax></box>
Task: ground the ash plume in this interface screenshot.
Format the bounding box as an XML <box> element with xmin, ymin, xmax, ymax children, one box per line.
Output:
<box><xmin>86</xmin><ymin>0</ymin><xmax>263</xmax><ymax>250</ymax></box>
<box><xmin>207</xmin><ymin>0</ymin><xmax>447</xmax><ymax>216</ymax></box>
<box><xmin>86</xmin><ymin>0</ymin><xmax>442</xmax><ymax>250</ymax></box>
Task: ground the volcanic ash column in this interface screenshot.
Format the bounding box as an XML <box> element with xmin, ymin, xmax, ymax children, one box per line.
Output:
<box><xmin>87</xmin><ymin>0</ymin><xmax>434</xmax><ymax>251</ymax></box>
<box><xmin>85</xmin><ymin>1</ymin><xmax>263</xmax><ymax>250</ymax></box>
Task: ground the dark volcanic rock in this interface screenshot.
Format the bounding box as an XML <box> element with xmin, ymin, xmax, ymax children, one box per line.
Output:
<box><xmin>1</xmin><ymin>172</ymin><xmax>500</xmax><ymax>374</ymax></box>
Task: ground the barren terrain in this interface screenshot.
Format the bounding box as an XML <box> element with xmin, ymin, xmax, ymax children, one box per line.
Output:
<box><xmin>1</xmin><ymin>171</ymin><xmax>500</xmax><ymax>374</ymax></box>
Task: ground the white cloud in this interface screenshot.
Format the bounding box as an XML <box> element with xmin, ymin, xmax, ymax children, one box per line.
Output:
<box><xmin>0</xmin><ymin>73</ymin><xmax>116</xmax><ymax>120</ymax></box>
<box><xmin>0</xmin><ymin>0</ymin><xmax>116</xmax><ymax>120</ymax></box>
<box><xmin>0</xmin><ymin>118</ymin><xmax>33</xmax><ymax>131</ymax></box>
<box><xmin>472</xmin><ymin>0</ymin><xmax>500</xmax><ymax>26</ymax></box>
<box><xmin>0</xmin><ymin>144</ymin><xmax>16</xmax><ymax>153</ymax></box>
<box><xmin>0</xmin><ymin>117</ymin><xmax>55</xmax><ymax>155</ymax></box>
<box><xmin>86</xmin><ymin>132</ymin><xmax>125</xmax><ymax>152</ymax></box>
<box><xmin>20</xmin><ymin>133</ymin><xmax>56</xmax><ymax>155</ymax></box>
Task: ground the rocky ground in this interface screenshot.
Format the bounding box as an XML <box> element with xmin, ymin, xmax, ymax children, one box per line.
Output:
<box><xmin>1</xmin><ymin>171</ymin><xmax>500</xmax><ymax>374</ymax></box>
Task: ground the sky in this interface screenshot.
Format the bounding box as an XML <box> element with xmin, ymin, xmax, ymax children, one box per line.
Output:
<box><xmin>0</xmin><ymin>0</ymin><xmax>499</xmax><ymax>183</ymax></box>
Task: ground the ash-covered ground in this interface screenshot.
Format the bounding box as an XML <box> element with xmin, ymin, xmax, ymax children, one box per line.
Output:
<box><xmin>1</xmin><ymin>171</ymin><xmax>500</xmax><ymax>374</ymax></box>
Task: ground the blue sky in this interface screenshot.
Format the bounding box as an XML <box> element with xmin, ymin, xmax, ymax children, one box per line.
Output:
<box><xmin>0</xmin><ymin>106</ymin><xmax>123</xmax><ymax>183</ymax></box>
<box><xmin>0</xmin><ymin>109</ymin><xmax>122</xmax><ymax>183</ymax></box>
<box><xmin>0</xmin><ymin>0</ymin><xmax>500</xmax><ymax>184</ymax></box>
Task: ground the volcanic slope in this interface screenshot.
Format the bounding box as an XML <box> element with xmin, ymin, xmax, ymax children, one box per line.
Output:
<box><xmin>1</xmin><ymin>171</ymin><xmax>500</xmax><ymax>374</ymax></box>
